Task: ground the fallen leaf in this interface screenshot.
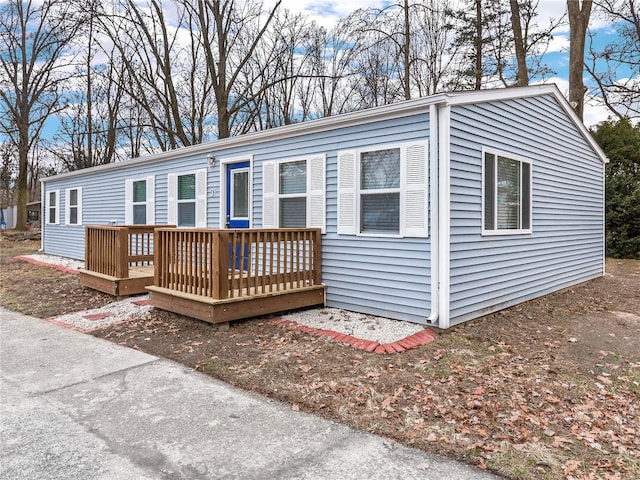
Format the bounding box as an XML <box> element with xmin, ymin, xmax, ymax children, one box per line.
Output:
<box><xmin>564</xmin><ymin>459</ymin><xmax>581</xmax><ymax>475</ymax></box>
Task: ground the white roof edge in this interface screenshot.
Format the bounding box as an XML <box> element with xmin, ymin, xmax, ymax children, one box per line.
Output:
<box><xmin>42</xmin><ymin>84</ymin><xmax>607</xmax><ymax>184</ymax></box>
<box><xmin>444</xmin><ymin>84</ymin><xmax>609</xmax><ymax>164</ymax></box>
<box><xmin>43</xmin><ymin>95</ymin><xmax>445</xmax><ymax>183</ymax></box>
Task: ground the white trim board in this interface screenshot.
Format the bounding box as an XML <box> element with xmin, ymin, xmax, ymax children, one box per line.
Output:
<box><xmin>42</xmin><ymin>84</ymin><xmax>607</xmax><ymax>185</ymax></box>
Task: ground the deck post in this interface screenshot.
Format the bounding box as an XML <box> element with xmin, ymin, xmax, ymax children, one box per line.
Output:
<box><xmin>154</xmin><ymin>228</ymin><xmax>162</xmax><ymax>288</ymax></box>
<box><xmin>84</xmin><ymin>225</ymin><xmax>92</xmax><ymax>272</ymax></box>
<box><xmin>312</xmin><ymin>228</ymin><xmax>322</xmax><ymax>286</ymax></box>
<box><xmin>210</xmin><ymin>231</ymin><xmax>220</xmax><ymax>299</ymax></box>
<box><xmin>115</xmin><ymin>227</ymin><xmax>129</xmax><ymax>279</ymax></box>
<box><xmin>217</xmin><ymin>230</ymin><xmax>229</xmax><ymax>299</ymax></box>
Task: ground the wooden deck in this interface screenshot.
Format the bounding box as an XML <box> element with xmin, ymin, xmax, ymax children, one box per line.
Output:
<box><xmin>80</xmin><ymin>225</ymin><xmax>168</xmax><ymax>298</ymax></box>
<box><xmin>148</xmin><ymin>228</ymin><xmax>325</xmax><ymax>324</ymax></box>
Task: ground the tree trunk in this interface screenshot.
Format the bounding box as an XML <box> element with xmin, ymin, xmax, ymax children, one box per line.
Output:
<box><xmin>567</xmin><ymin>0</ymin><xmax>593</xmax><ymax>120</ymax></box>
<box><xmin>474</xmin><ymin>0</ymin><xmax>482</xmax><ymax>90</ymax></box>
<box><xmin>15</xmin><ymin>130</ymin><xmax>29</xmax><ymax>231</ymax></box>
<box><xmin>509</xmin><ymin>0</ymin><xmax>528</xmax><ymax>86</ymax></box>
<box><xmin>403</xmin><ymin>0</ymin><xmax>411</xmax><ymax>100</ymax></box>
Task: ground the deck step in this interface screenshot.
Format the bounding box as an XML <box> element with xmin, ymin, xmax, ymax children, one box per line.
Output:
<box><xmin>147</xmin><ymin>284</ymin><xmax>326</xmax><ymax>324</ymax></box>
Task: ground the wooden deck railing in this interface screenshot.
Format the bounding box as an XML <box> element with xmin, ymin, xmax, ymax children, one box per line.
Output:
<box><xmin>154</xmin><ymin>228</ymin><xmax>322</xmax><ymax>299</ymax></box>
<box><xmin>85</xmin><ymin>225</ymin><xmax>169</xmax><ymax>278</ymax></box>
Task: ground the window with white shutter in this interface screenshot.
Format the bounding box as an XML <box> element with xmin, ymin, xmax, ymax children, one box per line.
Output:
<box><xmin>262</xmin><ymin>155</ymin><xmax>326</xmax><ymax>232</ymax></box>
<box><xmin>337</xmin><ymin>142</ymin><xmax>428</xmax><ymax>238</ymax></box>
<box><xmin>167</xmin><ymin>170</ymin><xmax>207</xmax><ymax>228</ymax></box>
<box><xmin>125</xmin><ymin>176</ymin><xmax>155</xmax><ymax>225</ymax></box>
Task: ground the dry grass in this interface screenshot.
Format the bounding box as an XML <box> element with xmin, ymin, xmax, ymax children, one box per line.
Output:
<box><xmin>2</xmin><ymin>237</ymin><xmax>639</xmax><ymax>479</ymax></box>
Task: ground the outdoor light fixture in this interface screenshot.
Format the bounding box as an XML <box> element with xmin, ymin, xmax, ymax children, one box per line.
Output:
<box><xmin>207</xmin><ymin>154</ymin><xmax>215</xmax><ymax>166</ymax></box>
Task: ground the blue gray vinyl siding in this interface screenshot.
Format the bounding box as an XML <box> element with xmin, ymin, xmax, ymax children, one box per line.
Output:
<box><xmin>43</xmin><ymin>113</ymin><xmax>432</xmax><ymax>323</ymax></box>
<box><xmin>219</xmin><ymin>113</ymin><xmax>432</xmax><ymax>324</ymax></box>
<box><xmin>447</xmin><ymin>94</ymin><xmax>604</xmax><ymax>324</ymax></box>
<box><xmin>43</xmin><ymin>152</ymin><xmax>215</xmax><ymax>259</ymax></box>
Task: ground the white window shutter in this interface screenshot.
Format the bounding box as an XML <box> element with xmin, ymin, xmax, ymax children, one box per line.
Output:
<box><xmin>402</xmin><ymin>142</ymin><xmax>428</xmax><ymax>237</ymax></box>
<box><xmin>307</xmin><ymin>154</ymin><xmax>326</xmax><ymax>233</ymax></box>
<box><xmin>167</xmin><ymin>174</ymin><xmax>176</xmax><ymax>225</ymax></box>
<box><xmin>145</xmin><ymin>176</ymin><xmax>155</xmax><ymax>225</ymax></box>
<box><xmin>196</xmin><ymin>169</ymin><xmax>208</xmax><ymax>228</ymax></box>
<box><xmin>124</xmin><ymin>180</ymin><xmax>133</xmax><ymax>224</ymax></box>
<box><xmin>55</xmin><ymin>190</ymin><xmax>60</xmax><ymax>224</ymax></box>
<box><xmin>76</xmin><ymin>187</ymin><xmax>83</xmax><ymax>225</ymax></box>
<box><xmin>337</xmin><ymin>150</ymin><xmax>357</xmax><ymax>235</ymax></box>
<box><xmin>64</xmin><ymin>188</ymin><xmax>71</xmax><ymax>225</ymax></box>
<box><xmin>262</xmin><ymin>161</ymin><xmax>277</xmax><ymax>228</ymax></box>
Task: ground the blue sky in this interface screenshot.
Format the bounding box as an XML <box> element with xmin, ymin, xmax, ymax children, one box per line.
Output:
<box><xmin>16</xmin><ymin>0</ymin><xmax>632</xmax><ymax>147</ymax></box>
<box><xmin>280</xmin><ymin>0</ymin><xmax>631</xmax><ymax>127</ymax></box>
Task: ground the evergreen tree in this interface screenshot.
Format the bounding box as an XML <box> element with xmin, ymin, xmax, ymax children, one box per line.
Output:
<box><xmin>591</xmin><ymin>119</ymin><xmax>640</xmax><ymax>259</ymax></box>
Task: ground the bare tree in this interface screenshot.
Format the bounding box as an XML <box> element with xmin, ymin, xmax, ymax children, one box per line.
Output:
<box><xmin>51</xmin><ymin>1</ymin><xmax>127</xmax><ymax>170</ymax></box>
<box><xmin>0</xmin><ymin>0</ymin><xmax>79</xmax><ymax>230</ymax></box>
<box><xmin>410</xmin><ymin>0</ymin><xmax>463</xmax><ymax>96</ymax></box>
<box><xmin>246</xmin><ymin>9</ymin><xmax>313</xmax><ymax>130</ymax></box>
<box><xmin>510</xmin><ymin>0</ymin><xmax>528</xmax><ymax>85</ymax></box>
<box><xmin>512</xmin><ymin>0</ymin><xmax>562</xmax><ymax>85</ymax></box>
<box><xmin>101</xmin><ymin>0</ymin><xmax>215</xmax><ymax>151</ymax></box>
<box><xmin>567</xmin><ymin>0</ymin><xmax>593</xmax><ymax>120</ymax></box>
<box><xmin>449</xmin><ymin>0</ymin><xmax>506</xmax><ymax>89</ymax></box>
<box><xmin>450</xmin><ymin>0</ymin><xmax>558</xmax><ymax>89</ymax></box>
<box><xmin>586</xmin><ymin>0</ymin><xmax>639</xmax><ymax>120</ymax></box>
<box><xmin>0</xmin><ymin>143</ymin><xmax>16</xmax><ymax>210</ymax></box>
<box><xmin>306</xmin><ymin>17</ymin><xmax>362</xmax><ymax>117</ymax></box>
<box><xmin>188</xmin><ymin>0</ymin><xmax>283</xmax><ymax>139</ymax></box>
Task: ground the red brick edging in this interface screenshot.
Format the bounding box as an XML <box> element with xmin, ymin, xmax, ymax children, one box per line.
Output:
<box><xmin>15</xmin><ymin>256</ymin><xmax>79</xmax><ymax>275</ymax></box>
<box><xmin>272</xmin><ymin>318</ymin><xmax>436</xmax><ymax>354</ymax></box>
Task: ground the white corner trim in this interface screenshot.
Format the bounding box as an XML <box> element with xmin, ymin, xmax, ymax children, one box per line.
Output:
<box><xmin>427</xmin><ymin>104</ymin><xmax>439</xmax><ymax>325</ymax></box>
<box><xmin>40</xmin><ymin>181</ymin><xmax>45</xmax><ymax>252</ymax></box>
<box><xmin>437</xmin><ymin>105</ymin><xmax>451</xmax><ymax>329</ymax></box>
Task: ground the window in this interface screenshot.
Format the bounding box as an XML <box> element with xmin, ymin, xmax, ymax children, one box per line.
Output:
<box><xmin>231</xmin><ymin>169</ymin><xmax>249</xmax><ymax>220</ymax></box>
<box><xmin>67</xmin><ymin>188</ymin><xmax>80</xmax><ymax>225</ymax></box>
<box><xmin>167</xmin><ymin>169</ymin><xmax>207</xmax><ymax>228</ymax></box>
<box><xmin>483</xmin><ymin>150</ymin><xmax>531</xmax><ymax>234</ymax></box>
<box><xmin>360</xmin><ymin>148</ymin><xmax>401</xmax><ymax>234</ymax></box>
<box><xmin>279</xmin><ymin>160</ymin><xmax>307</xmax><ymax>228</ymax></box>
<box><xmin>132</xmin><ymin>181</ymin><xmax>147</xmax><ymax>224</ymax></box>
<box><xmin>177</xmin><ymin>173</ymin><xmax>196</xmax><ymax>227</ymax></box>
<box><xmin>46</xmin><ymin>190</ymin><xmax>59</xmax><ymax>225</ymax></box>
<box><xmin>262</xmin><ymin>155</ymin><xmax>325</xmax><ymax>232</ymax></box>
<box><xmin>125</xmin><ymin>177</ymin><xmax>155</xmax><ymax>225</ymax></box>
<box><xmin>337</xmin><ymin>142</ymin><xmax>428</xmax><ymax>238</ymax></box>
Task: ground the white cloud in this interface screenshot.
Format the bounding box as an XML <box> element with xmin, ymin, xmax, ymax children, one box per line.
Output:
<box><xmin>584</xmin><ymin>100</ymin><xmax>615</xmax><ymax>127</ymax></box>
<box><xmin>277</xmin><ymin>0</ymin><xmax>385</xmax><ymax>28</ymax></box>
<box><xmin>546</xmin><ymin>34</ymin><xmax>570</xmax><ymax>54</ymax></box>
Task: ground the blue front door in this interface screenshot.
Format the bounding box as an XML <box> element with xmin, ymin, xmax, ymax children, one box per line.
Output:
<box><xmin>226</xmin><ymin>162</ymin><xmax>250</xmax><ymax>270</ymax></box>
<box><xmin>226</xmin><ymin>162</ymin><xmax>250</xmax><ymax>228</ymax></box>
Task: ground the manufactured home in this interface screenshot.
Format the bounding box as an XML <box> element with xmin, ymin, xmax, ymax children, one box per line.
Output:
<box><xmin>40</xmin><ymin>85</ymin><xmax>607</xmax><ymax>329</ymax></box>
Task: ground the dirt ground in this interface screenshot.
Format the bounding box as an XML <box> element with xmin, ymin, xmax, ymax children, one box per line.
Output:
<box><xmin>1</xmin><ymin>237</ymin><xmax>639</xmax><ymax>480</ymax></box>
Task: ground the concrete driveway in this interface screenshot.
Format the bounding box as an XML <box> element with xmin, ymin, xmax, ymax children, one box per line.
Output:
<box><xmin>0</xmin><ymin>308</ymin><xmax>500</xmax><ymax>480</ymax></box>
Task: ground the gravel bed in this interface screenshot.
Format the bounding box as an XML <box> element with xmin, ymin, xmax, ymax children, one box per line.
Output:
<box><xmin>51</xmin><ymin>295</ymin><xmax>152</xmax><ymax>331</ymax></box>
<box><xmin>21</xmin><ymin>253</ymin><xmax>85</xmax><ymax>271</ymax></box>
<box><xmin>26</xmin><ymin>253</ymin><xmax>428</xmax><ymax>342</ymax></box>
<box><xmin>280</xmin><ymin>307</ymin><xmax>425</xmax><ymax>344</ymax></box>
